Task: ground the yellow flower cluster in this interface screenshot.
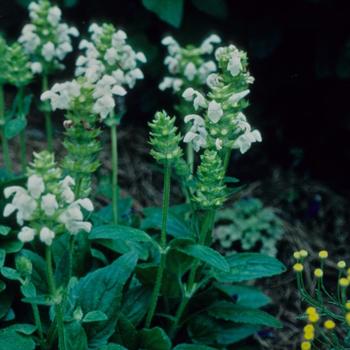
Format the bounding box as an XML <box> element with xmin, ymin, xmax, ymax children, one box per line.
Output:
<box><xmin>306</xmin><ymin>307</ymin><xmax>319</xmax><ymax>323</ymax></box>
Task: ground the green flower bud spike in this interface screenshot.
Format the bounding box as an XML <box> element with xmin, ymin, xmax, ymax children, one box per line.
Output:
<box><xmin>149</xmin><ymin>111</ymin><xmax>183</xmax><ymax>164</ymax></box>
<box><xmin>145</xmin><ymin>110</ymin><xmax>182</xmax><ymax>328</ymax></box>
<box><xmin>192</xmin><ymin>150</ymin><xmax>227</xmax><ymax>209</ymax></box>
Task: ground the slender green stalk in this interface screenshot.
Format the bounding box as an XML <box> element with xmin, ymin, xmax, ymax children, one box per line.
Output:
<box><xmin>45</xmin><ymin>246</ymin><xmax>66</xmax><ymax>350</ymax></box>
<box><xmin>0</xmin><ymin>84</ymin><xmax>12</xmax><ymax>171</ymax></box>
<box><xmin>18</xmin><ymin>86</ymin><xmax>27</xmax><ymax>172</ymax></box>
<box><xmin>223</xmin><ymin>149</ymin><xmax>232</xmax><ymax>172</ymax></box>
<box><xmin>111</xmin><ymin>124</ymin><xmax>119</xmax><ymax>224</ymax></box>
<box><xmin>31</xmin><ymin>304</ymin><xmax>46</xmax><ymax>350</ymax></box>
<box><xmin>145</xmin><ymin>162</ymin><xmax>171</xmax><ymax>328</ymax></box>
<box><xmin>170</xmin><ymin>209</ymin><xmax>215</xmax><ymax>338</ymax></box>
<box><xmin>186</xmin><ymin>141</ymin><xmax>194</xmax><ymax>174</ymax></box>
<box><xmin>42</xmin><ymin>75</ymin><xmax>53</xmax><ymax>152</ymax></box>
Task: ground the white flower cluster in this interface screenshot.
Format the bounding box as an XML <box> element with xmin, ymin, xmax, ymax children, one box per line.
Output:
<box><xmin>159</xmin><ymin>34</ymin><xmax>221</xmax><ymax>93</ymax></box>
<box><xmin>41</xmin><ymin>76</ymin><xmax>126</xmax><ymax>120</ymax></box>
<box><xmin>75</xmin><ymin>23</ymin><xmax>146</xmax><ymax>91</ymax></box>
<box><xmin>19</xmin><ymin>0</ymin><xmax>79</xmax><ymax>74</ymax></box>
<box><xmin>3</xmin><ymin>174</ymin><xmax>93</xmax><ymax>246</ymax></box>
<box><xmin>182</xmin><ymin>45</ymin><xmax>261</xmax><ymax>154</ymax></box>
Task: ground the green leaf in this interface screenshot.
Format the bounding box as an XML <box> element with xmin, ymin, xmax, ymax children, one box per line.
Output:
<box><xmin>0</xmin><ymin>279</ymin><xmax>5</xmax><ymax>292</ymax></box>
<box><xmin>208</xmin><ymin>301</ymin><xmax>282</xmax><ymax>328</ymax></box>
<box><xmin>0</xmin><ymin>225</ymin><xmax>10</xmax><ymax>236</ymax></box>
<box><xmin>214</xmin><ymin>253</ymin><xmax>285</xmax><ymax>282</ymax></box>
<box><xmin>0</xmin><ymin>249</ymin><xmax>5</xmax><ymax>267</ymax></box>
<box><xmin>22</xmin><ymin>295</ymin><xmax>54</xmax><ymax>306</ymax></box>
<box><xmin>0</xmin><ymin>292</ymin><xmax>12</xmax><ymax>319</ymax></box>
<box><xmin>115</xmin><ymin>315</ymin><xmax>138</xmax><ymax>350</ymax></box>
<box><xmin>90</xmin><ymin>225</ymin><xmax>153</xmax><ymax>244</ymax></box>
<box><xmin>67</xmin><ymin>252</ymin><xmax>138</xmax><ymax>349</ymax></box>
<box><xmin>214</xmin><ymin>283</ymin><xmax>271</xmax><ymax>308</ymax></box>
<box><xmin>173</xmin><ymin>345</ymin><xmax>216</xmax><ymax>350</ymax></box>
<box><xmin>176</xmin><ymin>244</ymin><xmax>229</xmax><ymax>272</ymax></box>
<box><xmin>121</xmin><ymin>285</ymin><xmax>152</xmax><ymax>326</ymax></box>
<box><xmin>83</xmin><ymin>310</ymin><xmax>108</xmax><ymax>323</ymax></box>
<box><xmin>139</xmin><ymin>327</ymin><xmax>172</xmax><ymax>350</ymax></box>
<box><xmin>191</xmin><ymin>0</ymin><xmax>228</xmax><ymax>19</ymax></box>
<box><xmin>0</xmin><ymin>324</ymin><xmax>36</xmax><ymax>350</ymax></box>
<box><xmin>142</xmin><ymin>0</ymin><xmax>184</xmax><ymax>27</ymax></box>
<box><xmin>64</xmin><ymin>321</ymin><xmax>88</xmax><ymax>350</ymax></box>
<box><xmin>1</xmin><ymin>267</ymin><xmax>22</xmax><ymax>281</ymax></box>
<box><xmin>188</xmin><ymin>314</ymin><xmax>260</xmax><ymax>345</ymax></box>
<box><xmin>4</xmin><ymin>118</ymin><xmax>27</xmax><ymax>139</ymax></box>
<box><xmin>101</xmin><ymin>344</ymin><xmax>128</xmax><ymax>350</ymax></box>
<box><xmin>142</xmin><ymin>207</ymin><xmax>193</xmax><ymax>238</ymax></box>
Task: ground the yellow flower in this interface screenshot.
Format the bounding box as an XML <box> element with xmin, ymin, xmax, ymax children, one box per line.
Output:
<box><xmin>301</xmin><ymin>341</ymin><xmax>311</xmax><ymax>350</ymax></box>
<box><xmin>345</xmin><ymin>312</ymin><xmax>350</xmax><ymax>326</ymax></box>
<box><xmin>319</xmin><ymin>250</ymin><xmax>328</xmax><ymax>259</ymax></box>
<box><xmin>294</xmin><ymin>251</ymin><xmax>301</xmax><ymax>259</ymax></box>
<box><xmin>324</xmin><ymin>319</ymin><xmax>336</xmax><ymax>330</ymax></box>
<box><xmin>300</xmin><ymin>250</ymin><xmax>308</xmax><ymax>258</ymax></box>
<box><xmin>303</xmin><ymin>324</ymin><xmax>314</xmax><ymax>333</ymax></box>
<box><xmin>339</xmin><ymin>278</ymin><xmax>350</xmax><ymax>288</ymax></box>
<box><xmin>337</xmin><ymin>260</ymin><xmax>346</xmax><ymax>269</ymax></box>
<box><xmin>308</xmin><ymin>313</ymin><xmax>320</xmax><ymax>323</ymax></box>
<box><xmin>304</xmin><ymin>331</ymin><xmax>314</xmax><ymax>340</ymax></box>
<box><xmin>345</xmin><ymin>301</ymin><xmax>350</xmax><ymax>310</ymax></box>
<box><xmin>293</xmin><ymin>263</ymin><xmax>304</xmax><ymax>272</ymax></box>
<box><xmin>347</xmin><ymin>267</ymin><xmax>350</xmax><ymax>276</ymax></box>
<box><xmin>306</xmin><ymin>307</ymin><xmax>317</xmax><ymax>315</ymax></box>
<box><xmin>314</xmin><ymin>268</ymin><xmax>323</xmax><ymax>278</ymax></box>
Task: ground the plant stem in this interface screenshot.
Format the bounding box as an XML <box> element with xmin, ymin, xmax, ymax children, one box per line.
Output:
<box><xmin>31</xmin><ymin>304</ymin><xmax>46</xmax><ymax>350</ymax></box>
<box><xmin>17</xmin><ymin>86</ymin><xmax>27</xmax><ymax>172</ymax></box>
<box><xmin>223</xmin><ymin>149</ymin><xmax>232</xmax><ymax>172</ymax></box>
<box><xmin>145</xmin><ymin>162</ymin><xmax>171</xmax><ymax>328</ymax></box>
<box><xmin>186</xmin><ymin>141</ymin><xmax>194</xmax><ymax>174</ymax></box>
<box><xmin>169</xmin><ymin>209</ymin><xmax>215</xmax><ymax>338</ymax></box>
<box><xmin>42</xmin><ymin>75</ymin><xmax>53</xmax><ymax>152</ymax></box>
<box><xmin>0</xmin><ymin>84</ymin><xmax>12</xmax><ymax>171</ymax></box>
<box><xmin>45</xmin><ymin>246</ymin><xmax>66</xmax><ymax>350</ymax></box>
<box><xmin>111</xmin><ymin>124</ymin><xmax>119</xmax><ymax>224</ymax></box>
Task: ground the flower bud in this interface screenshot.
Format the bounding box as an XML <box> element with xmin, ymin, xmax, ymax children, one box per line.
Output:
<box><xmin>149</xmin><ymin>111</ymin><xmax>183</xmax><ymax>164</ymax></box>
<box><xmin>15</xmin><ymin>255</ymin><xmax>32</xmax><ymax>276</ymax></box>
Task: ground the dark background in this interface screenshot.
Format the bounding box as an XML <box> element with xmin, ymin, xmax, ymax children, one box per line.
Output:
<box><xmin>1</xmin><ymin>0</ymin><xmax>350</xmax><ymax>192</ymax></box>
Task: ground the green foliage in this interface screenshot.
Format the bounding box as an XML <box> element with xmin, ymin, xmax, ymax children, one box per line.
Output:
<box><xmin>214</xmin><ymin>197</ymin><xmax>284</xmax><ymax>256</ymax></box>
<box><xmin>142</xmin><ymin>0</ymin><xmax>184</xmax><ymax>28</ymax></box>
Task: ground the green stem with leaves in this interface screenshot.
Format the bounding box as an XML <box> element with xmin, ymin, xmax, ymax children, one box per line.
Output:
<box><xmin>145</xmin><ymin>162</ymin><xmax>171</xmax><ymax>328</ymax></box>
<box><xmin>31</xmin><ymin>304</ymin><xmax>45</xmax><ymax>350</ymax></box>
<box><xmin>0</xmin><ymin>84</ymin><xmax>12</xmax><ymax>171</ymax></box>
<box><xmin>111</xmin><ymin>123</ymin><xmax>119</xmax><ymax>224</ymax></box>
<box><xmin>170</xmin><ymin>209</ymin><xmax>215</xmax><ymax>338</ymax></box>
<box><xmin>45</xmin><ymin>246</ymin><xmax>66</xmax><ymax>350</ymax></box>
<box><xmin>42</xmin><ymin>75</ymin><xmax>53</xmax><ymax>152</ymax></box>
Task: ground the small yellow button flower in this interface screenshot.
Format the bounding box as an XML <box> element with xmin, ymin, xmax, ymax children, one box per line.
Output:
<box><xmin>304</xmin><ymin>331</ymin><xmax>314</xmax><ymax>340</ymax></box>
<box><xmin>293</xmin><ymin>263</ymin><xmax>304</xmax><ymax>272</ymax></box>
<box><xmin>308</xmin><ymin>313</ymin><xmax>320</xmax><ymax>323</ymax></box>
<box><xmin>319</xmin><ymin>250</ymin><xmax>328</xmax><ymax>259</ymax></box>
<box><xmin>301</xmin><ymin>341</ymin><xmax>311</xmax><ymax>350</ymax></box>
<box><xmin>306</xmin><ymin>307</ymin><xmax>317</xmax><ymax>315</ymax></box>
<box><xmin>293</xmin><ymin>251</ymin><xmax>301</xmax><ymax>259</ymax></box>
<box><xmin>324</xmin><ymin>319</ymin><xmax>336</xmax><ymax>330</ymax></box>
<box><xmin>303</xmin><ymin>324</ymin><xmax>314</xmax><ymax>333</ymax></box>
<box><xmin>345</xmin><ymin>301</ymin><xmax>350</xmax><ymax>310</ymax></box>
<box><xmin>300</xmin><ymin>250</ymin><xmax>308</xmax><ymax>258</ymax></box>
<box><xmin>337</xmin><ymin>260</ymin><xmax>346</xmax><ymax>269</ymax></box>
<box><xmin>345</xmin><ymin>312</ymin><xmax>350</xmax><ymax>326</ymax></box>
<box><xmin>339</xmin><ymin>278</ymin><xmax>350</xmax><ymax>288</ymax></box>
<box><xmin>314</xmin><ymin>268</ymin><xmax>323</xmax><ymax>278</ymax></box>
